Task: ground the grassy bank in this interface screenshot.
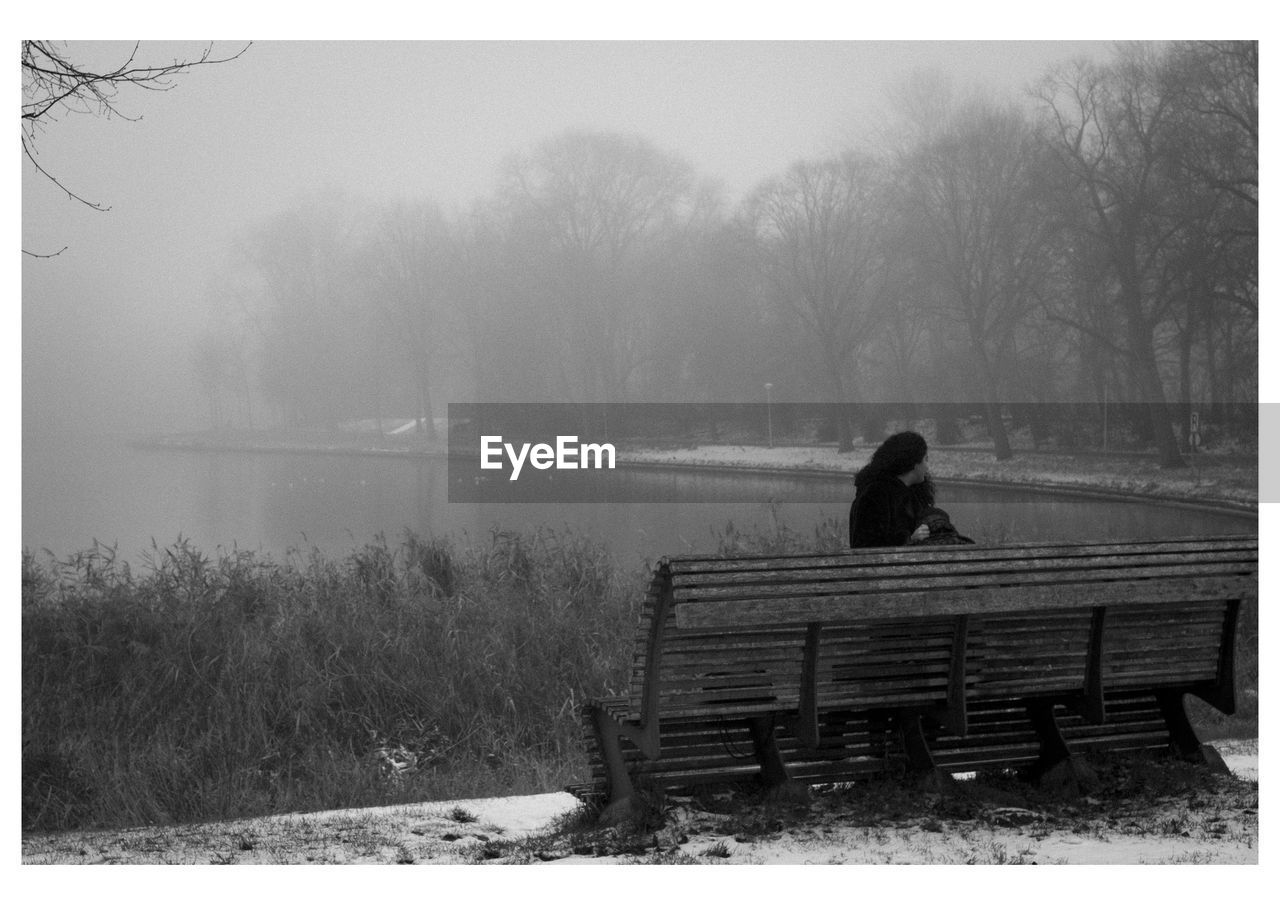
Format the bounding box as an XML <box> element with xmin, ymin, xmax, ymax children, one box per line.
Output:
<box><xmin>22</xmin><ymin>522</ymin><xmax>1257</xmax><ymax>833</ymax></box>
<box><xmin>22</xmin><ymin>529</ymin><xmax>643</xmax><ymax>832</ymax></box>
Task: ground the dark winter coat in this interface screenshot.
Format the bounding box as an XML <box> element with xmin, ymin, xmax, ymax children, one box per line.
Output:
<box><xmin>848</xmin><ymin>475</ymin><xmax>926</xmax><ymax>548</ymax></box>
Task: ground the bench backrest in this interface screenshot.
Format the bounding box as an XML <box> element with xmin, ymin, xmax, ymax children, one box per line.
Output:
<box><xmin>625</xmin><ymin>536</ymin><xmax>1256</xmax><ymax>737</ymax></box>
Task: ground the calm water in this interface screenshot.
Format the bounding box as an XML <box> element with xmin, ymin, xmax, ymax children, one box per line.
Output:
<box><xmin>22</xmin><ymin>434</ymin><xmax>1255</xmax><ymax>570</ymax></box>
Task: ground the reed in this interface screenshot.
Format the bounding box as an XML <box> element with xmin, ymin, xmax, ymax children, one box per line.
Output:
<box><xmin>22</xmin><ymin>528</ymin><xmax>640</xmax><ymax>831</ymax></box>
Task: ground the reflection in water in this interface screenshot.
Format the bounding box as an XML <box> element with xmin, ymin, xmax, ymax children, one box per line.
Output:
<box><xmin>22</xmin><ymin>437</ymin><xmax>1256</xmax><ymax>570</ymax></box>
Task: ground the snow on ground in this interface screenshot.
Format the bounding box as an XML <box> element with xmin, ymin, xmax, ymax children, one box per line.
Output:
<box><xmin>20</xmin><ymin>792</ymin><xmax>580</xmax><ymax>866</ymax></box>
<box><xmin>21</xmin><ymin>742</ymin><xmax>1258</xmax><ymax>866</ymax></box>
<box><xmin>1218</xmin><ymin>737</ymin><xmax>1259</xmax><ymax>782</ymax></box>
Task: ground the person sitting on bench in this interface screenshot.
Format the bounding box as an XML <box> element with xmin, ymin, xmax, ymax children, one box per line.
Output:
<box><xmin>848</xmin><ymin>430</ymin><xmax>935</xmax><ymax>548</ymax></box>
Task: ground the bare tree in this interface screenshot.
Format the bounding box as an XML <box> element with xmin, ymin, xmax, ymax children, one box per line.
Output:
<box><xmin>1167</xmin><ymin>41</ymin><xmax>1258</xmax><ymax>428</ymax></box>
<box><xmin>898</xmin><ymin>98</ymin><xmax>1055</xmax><ymax>460</ymax></box>
<box><xmin>189</xmin><ymin>329</ymin><xmax>249</xmax><ymax>432</ymax></box>
<box><xmin>361</xmin><ymin>202</ymin><xmax>461</xmax><ymax>440</ymax></box>
<box><xmin>194</xmin><ymin>276</ymin><xmax>260</xmax><ymax>431</ymax></box>
<box><xmin>1033</xmin><ymin>43</ymin><xmax>1257</xmax><ymax>461</ymax></box>
<box><xmin>239</xmin><ymin>196</ymin><xmax>366</xmax><ymax>430</ymax></box>
<box><xmin>746</xmin><ymin>153</ymin><xmax>890</xmax><ymax>451</ymax></box>
<box><xmin>497</xmin><ymin>130</ymin><xmax>699</xmax><ymax>403</ymax></box>
<box><xmin>1035</xmin><ymin>47</ymin><xmax>1194</xmax><ymax>468</ymax></box>
<box><xmin>1169</xmin><ymin>41</ymin><xmax>1257</xmax><ymax>227</ymax></box>
<box><xmin>22</xmin><ymin>39</ymin><xmax>248</xmax><ymax>253</ymax></box>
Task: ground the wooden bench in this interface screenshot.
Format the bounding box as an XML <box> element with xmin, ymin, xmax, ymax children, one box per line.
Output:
<box><xmin>570</xmin><ymin>536</ymin><xmax>1256</xmax><ymax>812</ymax></box>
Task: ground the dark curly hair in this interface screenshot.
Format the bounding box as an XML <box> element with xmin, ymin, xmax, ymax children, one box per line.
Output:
<box><xmin>854</xmin><ymin>430</ymin><xmax>934</xmax><ymax>506</ymax></box>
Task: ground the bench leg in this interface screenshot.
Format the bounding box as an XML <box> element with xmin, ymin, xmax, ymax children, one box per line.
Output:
<box><xmin>1026</xmin><ymin>700</ymin><xmax>1070</xmax><ymax>765</ymax></box>
<box><xmin>590</xmin><ymin>704</ymin><xmax>636</xmax><ymax>821</ymax></box>
<box><xmin>899</xmin><ymin>711</ymin><xmax>937</xmax><ymax>772</ymax></box>
<box><xmin>898</xmin><ymin>710</ymin><xmax>952</xmax><ymax>790</ymax></box>
<box><xmin>1156</xmin><ymin>691</ymin><xmax>1230</xmax><ymax>773</ymax></box>
<box><xmin>1025</xmin><ymin>700</ymin><xmax>1098</xmax><ymax>796</ymax></box>
<box><xmin>748</xmin><ymin>716</ymin><xmax>809</xmax><ymax>803</ymax></box>
<box><xmin>869</xmin><ymin>712</ymin><xmax>892</xmax><ymax>760</ymax></box>
<box><xmin>747</xmin><ymin>715</ymin><xmax>790</xmax><ymax>786</ymax></box>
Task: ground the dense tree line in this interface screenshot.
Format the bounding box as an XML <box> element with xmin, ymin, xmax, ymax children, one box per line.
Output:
<box><xmin>192</xmin><ymin>42</ymin><xmax>1256</xmax><ymax>464</ymax></box>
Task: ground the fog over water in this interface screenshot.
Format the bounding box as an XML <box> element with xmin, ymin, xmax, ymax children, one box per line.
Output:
<box><xmin>19</xmin><ymin>34</ymin><xmax>1261</xmax><ymax>559</ymax></box>
<box><xmin>22</xmin><ymin>437</ymin><xmax>1254</xmax><ymax>568</ymax></box>
<box><xmin>23</xmin><ymin>41</ymin><xmax>1109</xmax><ymax>437</ymax></box>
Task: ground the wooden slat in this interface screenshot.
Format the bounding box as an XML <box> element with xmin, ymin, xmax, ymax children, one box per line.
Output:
<box><xmin>665</xmin><ymin>536</ymin><xmax>1256</xmax><ymax>573</ymax></box>
<box><xmin>674</xmin><ymin>561</ymin><xmax>1254</xmax><ymax>604</ymax></box>
<box><xmin>670</xmin><ymin>549</ymin><xmax>1257</xmax><ymax>590</ymax></box>
<box><xmin>675</xmin><ymin>575</ymin><xmax>1255</xmax><ymax>628</ymax></box>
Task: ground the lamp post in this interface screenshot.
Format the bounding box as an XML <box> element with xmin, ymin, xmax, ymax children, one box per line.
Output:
<box><xmin>1102</xmin><ymin>384</ymin><xmax>1108</xmax><ymax>452</ymax></box>
<box><xmin>764</xmin><ymin>382</ymin><xmax>774</xmax><ymax>448</ymax></box>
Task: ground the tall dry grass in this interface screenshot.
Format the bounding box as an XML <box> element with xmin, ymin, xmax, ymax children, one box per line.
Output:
<box><xmin>23</xmin><ymin>528</ymin><xmax>642</xmax><ymax>832</ymax></box>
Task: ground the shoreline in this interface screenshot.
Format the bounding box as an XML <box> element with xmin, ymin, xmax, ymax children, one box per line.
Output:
<box><xmin>616</xmin><ymin>456</ymin><xmax>1258</xmax><ymax>518</ymax></box>
<box><xmin>132</xmin><ymin>434</ymin><xmax>1259</xmax><ymax>519</ymax></box>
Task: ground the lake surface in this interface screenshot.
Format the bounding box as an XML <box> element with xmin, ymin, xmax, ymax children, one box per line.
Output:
<box><xmin>22</xmin><ymin>434</ymin><xmax>1255</xmax><ymax>571</ymax></box>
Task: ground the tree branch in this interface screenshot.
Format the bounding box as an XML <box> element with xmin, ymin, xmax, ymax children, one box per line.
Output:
<box><xmin>21</xmin><ymin>134</ymin><xmax>110</xmax><ymax>211</ymax></box>
<box><xmin>21</xmin><ymin>40</ymin><xmax>250</xmax><ymax>217</ymax></box>
<box><xmin>22</xmin><ymin>245</ymin><xmax>69</xmax><ymax>258</ymax></box>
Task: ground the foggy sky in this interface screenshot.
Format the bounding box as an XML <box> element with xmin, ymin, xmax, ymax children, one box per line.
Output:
<box><xmin>22</xmin><ymin>40</ymin><xmax>1126</xmax><ymax>444</ymax></box>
